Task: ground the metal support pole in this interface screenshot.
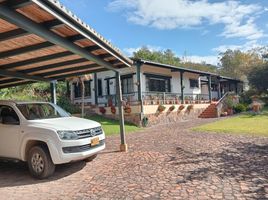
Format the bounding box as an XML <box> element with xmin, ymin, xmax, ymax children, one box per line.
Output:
<box><xmin>208</xmin><ymin>75</ymin><xmax>212</xmax><ymax>102</ymax></box>
<box><xmin>180</xmin><ymin>71</ymin><xmax>184</xmax><ymax>103</ymax></box>
<box><xmin>66</xmin><ymin>81</ymin><xmax>70</xmax><ymax>97</ymax></box>
<box><xmin>116</xmin><ymin>71</ymin><xmax>127</xmax><ymax>152</ymax></box>
<box><xmin>94</xmin><ymin>73</ymin><xmax>98</xmax><ymax>106</ymax></box>
<box><xmin>217</xmin><ymin>79</ymin><xmax>221</xmax><ymax>99</ymax></box>
<box><xmin>50</xmin><ymin>80</ymin><xmax>57</xmax><ymax>104</ymax></box>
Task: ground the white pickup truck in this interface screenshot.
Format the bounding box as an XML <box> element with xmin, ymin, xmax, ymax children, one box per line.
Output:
<box><xmin>0</xmin><ymin>100</ymin><xmax>105</xmax><ymax>179</ymax></box>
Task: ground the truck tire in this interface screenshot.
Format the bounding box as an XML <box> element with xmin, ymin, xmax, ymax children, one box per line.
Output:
<box><xmin>27</xmin><ymin>146</ymin><xmax>55</xmax><ymax>179</ymax></box>
<box><xmin>84</xmin><ymin>154</ymin><xmax>98</xmax><ymax>162</ymax></box>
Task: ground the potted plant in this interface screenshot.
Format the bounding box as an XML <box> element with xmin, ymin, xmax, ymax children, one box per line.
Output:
<box><xmin>187</xmin><ymin>104</ymin><xmax>194</xmax><ymax>112</ymax></box>
<box><xmin>169</xmin><ymin>105</ymin><xmax>176</xmax><ymax>112</ymax></box>
<box><xmin>111</xmin><ymin>106</ymin><xmax>116</xmax><ymax>114</ymax></box>
<box><xmin>225</xmin><ymin>96</ymin><xmax>234</xmax><ymax>115</ymax></box>
<box><xmin>124</xmin><ymin>105</ymin><xmax>131</xmax><ymax>114</ymax></box>
<box><xmin>157</xmin><ymin>105</ymin><xmax>166</xmax><ymax>113</ymax></box>
<box><xmin>177</xmin><ymin>105</ymin><xmax>185</xmax><ymax>114</ymax></box>
<box><xmin>99</xmin><ymin>107</ymin><xmax>106</xmax><ymax>114</ymax></box>
<box><xmin>185</xmin><ymin>96</ymin><xmax>189</xmax><ymax>104</ymax></box>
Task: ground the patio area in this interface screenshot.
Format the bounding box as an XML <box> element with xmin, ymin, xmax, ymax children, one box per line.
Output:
<box><xmin>1</xmin><ymin>118</ymin><xmax>267</xmax><ymax>200</ymax></box>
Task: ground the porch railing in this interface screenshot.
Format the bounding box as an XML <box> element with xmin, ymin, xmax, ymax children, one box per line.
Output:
<box><xmin>98</xmin><ymin>91</ymin><xmax>212</xmax><ymax>106</ymax></box>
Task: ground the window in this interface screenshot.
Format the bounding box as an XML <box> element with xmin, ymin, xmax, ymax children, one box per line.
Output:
<box><xmin>16</xmin><ymin>103</ymin><xmax>70</xmax><ymax>120</ymax></box>
<box><xmin>73</xmin><ymin>81</ymin><xmax>91</xmax><ymax>98</ymax></box>
<box><xmin>0</xmin><ymin>105</ymin><xmax>20</xmax><ymax>124</ymax></box>
<box><xmin>121</xmin><ymin>75</ymin><xmax>134</xmax><ymax>94</ymax></box>
<box><xmin>106</xmin><ymin>79</ymin><xmax>110</xmax><ymax>95</ymax></box>
<box><xmin>190</xmin><ymin>79</ymin><xmax>199</xmax><ymax>88</ymax></box>
<box><xmin>145</xmin><ymin>74</ymin><xmax>171</xmax><ymax>92</ymax></box>
<box><xmin>98</xmin><ymin>79</ymin><xmax>103</xmax><ymax>96</ymax></box>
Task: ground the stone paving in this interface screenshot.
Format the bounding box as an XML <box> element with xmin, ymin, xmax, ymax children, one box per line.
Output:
<box><xmin>0</xmin><ymin>118</ymin><xmax>267</xmax><ymax>200</ymax></box>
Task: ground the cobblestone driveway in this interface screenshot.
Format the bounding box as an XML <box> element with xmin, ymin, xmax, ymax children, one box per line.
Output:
<box><xmin>0</xmin><ymin>119</ymin><xmax>267</xmax><ymax>200</ymax></box>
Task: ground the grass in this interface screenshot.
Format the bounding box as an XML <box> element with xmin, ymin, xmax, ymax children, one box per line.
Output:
<box><xmin>193</xmin><ymin>107</ymin><xmax>268</xmax><ymax>137</ymax></box>
<box><xmin>86</xmin><ymin>115</ymin><xmax>142</xmax><ymax>136</ymax></box>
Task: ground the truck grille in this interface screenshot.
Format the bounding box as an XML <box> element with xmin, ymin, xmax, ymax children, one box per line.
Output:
<box><xmin>62</xmin><ymin>140</ymin><xmax>105</xmax><ymax>153</ymax></box>
<box><xmin>75</xmin><ymin>127</ymin><xmax>103</xmax><ymax>139</ymax></box>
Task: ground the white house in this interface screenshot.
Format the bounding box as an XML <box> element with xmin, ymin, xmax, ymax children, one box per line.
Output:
<box><xmin>70</xmin><ymin>59</ymin><xmax>243</xmax><ymax>107</ymax></box>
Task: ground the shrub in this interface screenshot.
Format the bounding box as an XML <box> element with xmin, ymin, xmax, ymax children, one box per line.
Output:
<box><xmin>169</xmin><ymin>105</ymin><xmax>175</xmax><ymax>112</ymax></box>
<box><xmin>99</xmin><ymin>107</ymin><xmax>106</xmax><ymax>114</ymax></box>
<box><xmin>111</xmin><ymin>106</ymin><xmax>116</xmax><ymax>114</ymax></box>
<box><xmin>58</xmin><ymin>96</ymin><xmax>80</xmax><ymax>114</ymax></box>
<box><xmin>178</xmin><ymin>105</ymin><xmax>185</xmax><ymax>111</ymax></box>
<box><xmin>158</xmin><ymin>105</ymin><xmax>166</xmax><ymax>113</ymax></box>
<box><xmin>187</xmin><ymin>104</ymin><xmax>194</xmax><ymax>111</ymax></box>
<box><xmin>240</xmin><ymin>89</ymin><xmax>258</xmax><ymax>104</ymax></box>
<box><xmin>124</xmin><ymin>105</ymin><xmax>131</xmax><ymax>113</ymax></box>
<box><xmin>234</xmin><ymin>103</ymin><xmax>247</xmax><ymax>113</ymax></box>
<box><xmin>225</xmin><ymin>96</ymin><xmax>235</xmax><ymax>109</ymax></box>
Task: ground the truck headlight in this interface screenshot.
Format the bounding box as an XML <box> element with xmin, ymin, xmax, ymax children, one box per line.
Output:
<box><xmin>57</xmin><ymin>131</ymin><xmax>79</xmax><ymax>140</ymax></box>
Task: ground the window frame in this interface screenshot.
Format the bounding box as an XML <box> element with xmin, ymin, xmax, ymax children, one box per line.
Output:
<box><xmin>189</xmin><ymin>79</ymin><xmax>199</xmax><ymax>89</ymax></box>
<box><xmin>0</xmin><ymin>105</ymin><xmax>20</xmax><ymax>125</ymax></box>
<box><xmin>145</xmin><ymin>73</ymin><xmax>171</xmax><ymax>93</ymax></box>
<box><xmin>121</xmin><ymin>74</ymin><xmax>134</xmax><ymax>94</ymax></box>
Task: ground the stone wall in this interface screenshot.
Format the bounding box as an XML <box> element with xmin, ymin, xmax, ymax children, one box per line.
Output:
<box><xmin>89</xmin><ymin>104</ymin><xmax>209</xmax><ymax>127</ymax></box>
<box><xmin>144</xmin><ymin>105</ymin><xmax>207</xmax><ymax>126</ymax></box>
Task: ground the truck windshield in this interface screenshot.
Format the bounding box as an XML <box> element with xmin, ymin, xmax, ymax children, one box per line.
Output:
<box><xmin>16</xmin><ymin>103</ymin><xmax>70</xmax><ymax>120</ymax></box>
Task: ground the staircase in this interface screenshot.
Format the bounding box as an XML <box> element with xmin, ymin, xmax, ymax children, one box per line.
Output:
<box><xmin>198</xmin><ymin>103</ymin><xmax>218</xmax><ymax>118</ymax></box>
<box><xmin>199</xmin><ymin>92</ymin><xmax>230</xmax><ymax>118</ymax></box>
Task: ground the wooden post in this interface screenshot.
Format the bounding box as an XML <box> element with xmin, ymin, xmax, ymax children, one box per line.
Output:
<box><xmin>208</xmin><ymin>75</ymin><xmax>212</xmax><ymax>102</ymax></box>
<box><xmin>180</xmin><ymin>71</ymin><xmax>184</xmax><ymax>103</ymax></box>
<box><xmin>217</xmin><ymin>78</ymin><xmax>221</xmax><ymax>99</ymax></box>
<box><xmin>116</xmin><ymin>72</ymin><xmax>127</xmax><ymax>152</ymax></box>
<box><xmin>50</xmin><ymin>80</ymin><xmax>57</xmax><ymax>105</ymax></box>
<box><xmin>136</xmin><ymin>62</ymin><xmax>144</xmax><ymax>120</ymax></box>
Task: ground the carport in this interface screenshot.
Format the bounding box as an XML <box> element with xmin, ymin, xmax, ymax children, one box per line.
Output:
<box><xmin>0</xmin><ymin>0</ymin><xmax>132</xmax><ymax>151</ymax></box>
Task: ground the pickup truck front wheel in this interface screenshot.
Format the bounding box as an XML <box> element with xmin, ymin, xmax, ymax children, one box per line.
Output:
<box><xmin>27</xmin><ymin>146</ymin><xmax>55</xmax><ymax>179</ymax></box>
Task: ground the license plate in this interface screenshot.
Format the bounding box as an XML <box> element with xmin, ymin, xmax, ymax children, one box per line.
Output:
<box><xmin>91</xmin><ymin>137</ymin><xmax>100</xmax><ymax>146</ymax></box>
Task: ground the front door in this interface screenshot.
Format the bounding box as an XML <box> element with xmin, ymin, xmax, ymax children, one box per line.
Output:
<box><xmin>0</xmin><ymin>105</ymin><xmax>21</xmax><ymax>159</ymax></box>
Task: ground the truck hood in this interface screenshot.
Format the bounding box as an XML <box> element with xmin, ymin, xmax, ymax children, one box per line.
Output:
<box><xmin>27</xmin><ymin>117</ymin><xmax>101</xmax><ymax>131</ymax></box>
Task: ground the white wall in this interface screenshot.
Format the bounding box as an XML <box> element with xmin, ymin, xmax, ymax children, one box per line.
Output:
<box><xmin>70</xmin><ymin>64</ymin><xmax>221</xmax><ymax>104</ymax></box>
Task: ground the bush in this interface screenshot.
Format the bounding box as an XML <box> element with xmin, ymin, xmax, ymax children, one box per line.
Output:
<box><xmin>158</xmin><ymin>105</ymin><xmax>166</xmax><ymax>112</ymax></box>
<box><xmin>234</xmin><ymin>103</ymin><xmax>247</xmax><ymax>113</ymax></box>
<box><xmin>225</xmin><ymin>96</ymin><xmax>235</xmax><ymax>109</ymax></box>
<box><xmin>239</xmin><ymin>89</ymin><xmax>259</xmax><ymax>104</ymax></box>
<box><xmin>57</xmin><ymin>96</ymin><xmax>80</xmax><ymax>114</ymax></box>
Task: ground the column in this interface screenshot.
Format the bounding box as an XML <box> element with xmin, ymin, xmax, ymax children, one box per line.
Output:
<box><xmin>50</xmin><ymin>80</ymin><xmax>57</xmax><ymax>105</ymax></box>
<box><xmin>116</xmin><ymin>71</ymin><xmax>127</xmax><ymax>152</ymax></box>
<box><xmin>94</xmin><ymin>73</ymin><xmax>98</xmax><ymax>106</ymax></box>
<box><xmin>180</xmin><ymin>71</ymin><xmax>184</xmax><ymax>103</ymax></box>
<box><xmin>208</xmin><ymin>75</ymin><xmax>212</xmax><ymax>102</ymax></box>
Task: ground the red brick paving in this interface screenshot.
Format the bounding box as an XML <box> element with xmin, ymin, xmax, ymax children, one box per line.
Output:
<box><xmin>0</xmin><ymin>118</ymin><xmax>267</xmax><ymax>200</ymax></box>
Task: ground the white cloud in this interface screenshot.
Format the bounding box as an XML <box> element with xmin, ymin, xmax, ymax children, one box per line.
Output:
<box><xmin>108</xmin><ymin>0</ymin><xmax>264</xmax><ymax>40</ymax></box>
<box><xmin>183</xmin><ymin>55</ymin><xmax>219</xmax><ymax>66</ymax></box>
<box><xmin>212</xmin><ymin>40</ymin><xmax>263</xmax><ymax>53</ymax></box>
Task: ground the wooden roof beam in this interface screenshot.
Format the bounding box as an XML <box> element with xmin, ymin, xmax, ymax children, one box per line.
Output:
<box><xmin>0</xmin><ymin>4</ymin><xmax>120</xmax><ymax>72</ymax></box>
<box><xmin>0</xmin><ymin>19</ymin><xmax>64</xmax><ymax>42</ymax></box>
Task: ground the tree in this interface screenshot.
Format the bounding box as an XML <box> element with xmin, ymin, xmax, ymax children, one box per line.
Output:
<box><xmin>248</xmin><ymin>63</ymin><xmax>268</xmax><ymax>93</ymax></box>
<box><xmin>219</xmin><ymin>49</ymin><xmax>263</xmax><ymax>80</ymax></box>
<box><xmin>133</xmin><ymin>46</ymin><xmax>218</xmax><ymax>73</ymax></box>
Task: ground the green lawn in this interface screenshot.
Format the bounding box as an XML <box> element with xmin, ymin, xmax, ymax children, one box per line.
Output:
<box><xmin>86</xmin><ymin>115</ymin><xmax>141</xmax><ymax>136</ymax></box>
<box><xmin>193</xmin><ymin>107</ymin><xmax>268</xmax><ymax>137</ymax></box>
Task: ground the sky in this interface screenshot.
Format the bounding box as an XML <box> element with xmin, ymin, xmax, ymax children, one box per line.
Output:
<box><xmin>59</xmin><ymin>0</ymin><xmax>268</xmax><ymax>66</ymax></box>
